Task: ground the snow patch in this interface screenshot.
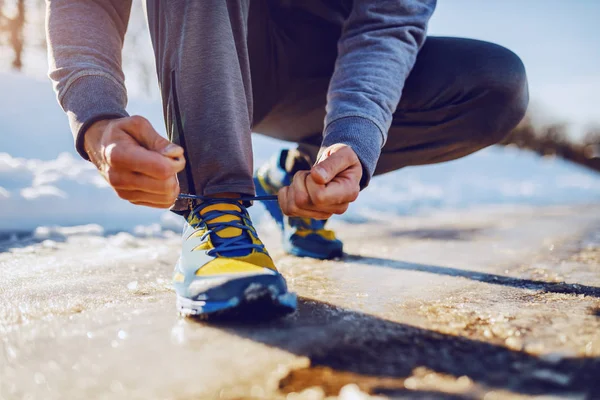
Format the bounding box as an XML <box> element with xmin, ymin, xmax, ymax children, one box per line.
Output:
<box><xmin>133</xmin><ymin>223</ymin><xmax>165</xmax><ymax>238</ymax></box>
<box><xmin>0</xmin><ymin>152</ymin><xmax>163</xmax><ymax>231</ymax></box>
<box><xmin>109</xmin><ymin>232</ymin><xmax>140</xmax><ymax>248</ymax></box>
<box><xmin>33</xmin><ymin>224</ymin><xmax>104</xmax><ymax>241</ymax></box>
<box><xmin>160</xmin><ymin>212</ymin><xmax>186</xmax><ymax>233</ymax></box>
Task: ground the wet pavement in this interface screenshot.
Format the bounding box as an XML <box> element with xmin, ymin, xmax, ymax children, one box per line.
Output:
<box><xmin>1</xmin><ymin>205</ymin><xmax>600</xmax><ymax>399</ymax></box>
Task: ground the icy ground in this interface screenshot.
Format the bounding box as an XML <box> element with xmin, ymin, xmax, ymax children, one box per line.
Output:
<box><xmin>1</xmin><ymin>205</ymin><xmax>599</xmax><ymax>399</ymax></box>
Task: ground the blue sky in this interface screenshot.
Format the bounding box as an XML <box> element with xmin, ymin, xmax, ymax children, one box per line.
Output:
<box><xmin>429</xmin><ymin>0</ymin><xmax>600</xmax><ymax>137</ymax></box>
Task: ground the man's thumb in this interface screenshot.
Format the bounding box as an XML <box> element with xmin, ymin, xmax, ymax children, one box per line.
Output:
<box><xmin>160</xmin><ymin>143</ymin><xmax>184</xmax><ymax>159</ymax></box>
<box><xmin>311</xmin><ymin>147</ymin><xmax>353</xmax><ymax>185</ymax></box>
<box><xmin>122</xmin><ymin>116</ymin><xmax>183</xmax><ymax>159</ymax></box>
<box><xmin>310</xmin><ymin>158</ymin><xmax>331</xmax><ymax>184</ymax></box>
<box><xmin>153</xmin><ymin>134</ymin><xmax>183</xmax><ymax>160</ymax></box>
<box><xmin>147</xmin><ymin>131</ymin><xmax>182</xmax><ymax>158</ymax></box>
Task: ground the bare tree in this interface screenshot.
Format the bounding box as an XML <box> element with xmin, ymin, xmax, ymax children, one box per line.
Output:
<box><xmin>0</xmin><ymin>0</ymin><xmax>25</xmax><ymax>70</ymax></box>
<box><xmin>0</xmin><ymin>0</ymin><xmax>157</xmax><ymax>95</ymax></box>
<box><xmin>501</xmin><ymin>117</ymin><xmax>600</xmax><ymax>174</ymax></box>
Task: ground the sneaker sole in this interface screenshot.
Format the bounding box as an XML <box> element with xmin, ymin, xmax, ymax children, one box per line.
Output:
<box><xmin>283</xmin><ymin>241</ymin><xmax>344</xmax><ymax>260</ymax></box>
<box><xmin>176</xmin><ymin>276</ymin><xmax>297</xmax><ymax>320</ymax></box>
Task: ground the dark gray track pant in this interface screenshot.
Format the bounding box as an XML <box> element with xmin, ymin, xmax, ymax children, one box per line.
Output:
<box><xmin>146</xmin><ymin>1</ymin><xmax>529</xmax><ymax>212</ymax></box>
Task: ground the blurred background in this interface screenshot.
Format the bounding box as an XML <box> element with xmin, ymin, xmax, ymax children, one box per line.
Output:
<box><xmin>0</xmin><ymin>0</ymin><xmax>598</xmax><ymax>235</ymax></box>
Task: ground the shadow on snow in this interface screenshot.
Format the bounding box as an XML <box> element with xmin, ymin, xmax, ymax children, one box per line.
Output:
<box><xmin>200</xmin><ymin>298</ymin><xmax>599</xmax><ymax>397</ymax></box>
<box><xmin>344</xmin><ymin>254</ymin><xmax>600</xmax><ymax>298</ymax></box>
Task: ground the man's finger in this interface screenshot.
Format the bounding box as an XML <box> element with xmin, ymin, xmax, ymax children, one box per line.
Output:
<box><xmin>117</xmin><ymin>189</ymin><xmax>178</xmax><ymax>205</ymax></box>
<box><xmin>290</xmin><ymin>171</ymin><xmax>312</xmax><ymax>208</ymax></box>
<box><xmin>311</xmin><ymin>145</ymin><xmax>358</xmax><ymax>185</ymax></box>
<box><xmin>305</xmin><ymin>175</ymin><xmax>350</xmax><ymax>213</ymax></box>
<box><xmin>290</xmin><ymin>171</ymin><xmax>343</xmax><ymax>215</ymax></box>
<box><xmin>160</xmin><ymin>143</ymin><xmax>185</xmax><ymax>159</ymax></box>
<box><xmin>324</xmin><ymin>178</ymin><xmax>360</xmax><ymax>204</ymax></box>
<box><xmin>291</xmin><ymin>209</ymin><xmax>333</xmax><ymax>220</ymax></box>
<box><xmin>288</xmin><ymin>184</ymin><xmax>332</xmax><ymax>219</ymax></box>
<box><xmin>115</xmin><ymin>115</ymin><xmax>182</xmax><ymax>156</ymax></box>
<box><xmin>277</xmin><ymin>186</ymin><xmax>290</xmax><ymax>215</ymax></box>
<box><xmin>130</xmin><ymin>200</ymin><xmax>175</xmax><ymax>209</ymax></box>
<box><xmin>306</xmin><ymin>174</ymin><xmax>360</xmax><ymax>208</ymax></box>
<box><xmin>106</xmin><ymin>141</ymin><xmax>185</xmax><ymax>179</ymax></box>
<box><xmin>278</xmin><ymin>185</ymin><xmax>331</xmax><ymax>219</ymax></box>
<box><xmin>110</xmin><ymin>172</ymin><xmax>180</xmax><ymax>196</ymax></box>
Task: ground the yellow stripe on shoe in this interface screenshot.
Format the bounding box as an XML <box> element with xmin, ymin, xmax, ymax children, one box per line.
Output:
<box><xmin>195</xmin><ymin>253</ymin><xmax>276</xmax><ymax>276</ymax></box>
<box><xmin>294</xmin><ymin>228</ymin><xmax>337</xmax><ymax>241</ymax></box>
<box><xmin>200</xmin><ymin>203</ymin><xmax>244</xmax><ymax>238</ymax></box>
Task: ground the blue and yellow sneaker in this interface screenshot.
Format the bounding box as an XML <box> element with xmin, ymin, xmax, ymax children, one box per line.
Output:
<box><xmin>174</xmin><ymin>198</ymin><xmax>297</xmax><ymax>318</ymax></box>
<box><xmin>254</xmin><ymin>149</ymin><xmax>344</xmax><ymax>260</ymax></box>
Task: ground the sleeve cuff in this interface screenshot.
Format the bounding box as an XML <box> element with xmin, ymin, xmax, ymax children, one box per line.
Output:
<box><xmin>321</xmin><ymin>116</ymin><xmax>384</xmax><ymax>189</ymax></box>
<box><xmin>61</xmin><ymin>75</ymin><xmax>129</xmax><ymax>160</ymax></box>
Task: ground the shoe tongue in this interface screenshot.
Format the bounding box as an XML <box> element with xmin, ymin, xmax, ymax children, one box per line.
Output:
<box><xmin>200</xmin><ymin>202</ymin><xmax>243</xmax><ymax>238</ymax></box>
<box><xmin>187</xmin><ymin>201</ymin><xmax>255</xmax><ymax>257</ymax></box>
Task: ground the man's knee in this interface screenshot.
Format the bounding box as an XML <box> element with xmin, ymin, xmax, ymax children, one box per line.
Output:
<box><xmin>475</xmin><ymin>43</ymin><xmax>529</xmax><ymax>146</ymax></box>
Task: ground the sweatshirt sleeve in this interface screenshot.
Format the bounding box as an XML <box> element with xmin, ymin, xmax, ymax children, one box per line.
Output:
<box><xmin>322</xmin><ymin>0</ymin><xmax>436</xmax><ymax>188</ymax></box>
<box><xmin>45</xmin><ymin>0</ymin><xmax>132</xmax><ymax>160</ymax></box>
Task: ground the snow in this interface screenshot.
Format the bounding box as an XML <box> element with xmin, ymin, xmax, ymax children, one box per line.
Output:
<box><xmin>109</xmin><ymin>232</ymin><xmax>141</xmax><ymax>248</ymax></box>
<box><xmin>0</xmin><ymin>72</ymin><xmax>599</xmax><ymax>236</ymax></box>
<box><xmin>32</xmin><ymin>224</ymin><xmax>104</xmax><ymax>241</ymax></box>
<box><xmin>346</xmin><ymin>146</ymin><xmax>600</xmax><ymax>219</ymax></box>
<box><xmin>0</xmin><ymin>151</ymin><xmax>163</xmax><ymax>232</ymax></box>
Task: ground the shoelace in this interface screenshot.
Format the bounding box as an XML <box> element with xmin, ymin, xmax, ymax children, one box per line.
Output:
<box><xmin>182</xmin><ymin>194</ymin><xmax>276</xmax><ymax>257</ymax></box>
<box><xmin>178</xmin><ymin>194</ymin><xmax>278</xmax><ymax>203</ymax></box>
<box><xmin>180</xmin><ymin>193</ymin><xmax>333</xmax><ymax>249</ymax></box>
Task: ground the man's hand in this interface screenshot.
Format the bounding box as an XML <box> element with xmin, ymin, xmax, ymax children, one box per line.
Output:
<box><xmin>84</xmin><ymin>116</ymin><xmax>186</xmax><ymax>208</ymax></box>
<box><xmin>278</xmin><ymin>144</ymin><xmax>362</xmax><ymax>219</ymax></box>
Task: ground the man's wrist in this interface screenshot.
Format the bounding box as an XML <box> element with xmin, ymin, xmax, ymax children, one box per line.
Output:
<box><xmin>82</xmin><ymin>119</ymin><xmax>110</xmax><ymax>162</ymax></box>
<box><xmin>77</xmin><ymin>114</ymin><xmax>124</xmax><ymax>161</ymax></box>
<box><xmin>59</xmin><ymin>75</ymin><xmax>129</xmax><ymax>161</ymax></box>
<box><xmin>321</xmin><ymin>116</ymin><xmax>384</xmax><ymax>189</ymax></box>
